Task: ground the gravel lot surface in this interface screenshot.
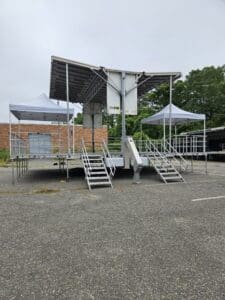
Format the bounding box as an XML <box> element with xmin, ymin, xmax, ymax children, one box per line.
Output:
<box><xmin>1</xmin><ymin>160</ymin><xmax>225</xmax><ymax>299</ymax></box>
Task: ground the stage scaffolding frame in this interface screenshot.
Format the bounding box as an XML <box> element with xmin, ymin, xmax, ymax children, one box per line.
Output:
<box><xmin>10</xmin><ymin>56</ymin><xmax>194</xmax><ymax>185</ymax></box>
<box><xmin>9</xmin><ymin>93</ymin><xmax>75</xmax><ymax>183</ymax></box>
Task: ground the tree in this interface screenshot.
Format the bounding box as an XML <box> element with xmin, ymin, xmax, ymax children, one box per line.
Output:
<box><xmin>73</xmin><ymin>113</ymin><xmax>83</xmax><ymax>124</ymax></box>
<box><xmin>74</xmin><ymin>65</ymin><xmax>225</xmax><ymax>139</ymax></box>
<box><xmin>143</xmin><ymin>65</ymin><xmax>225</xmax><ymax>134</ymax></box>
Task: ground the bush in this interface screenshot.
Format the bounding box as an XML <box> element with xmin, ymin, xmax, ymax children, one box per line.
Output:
<box><xmin>132</xmin><ymin>131</ymin><xmax>149</xmax><ymax>141</ymax></box>
<box><xmin>0</xmin><ymin>148</ymin><xmax>10</xmax><ymax>162</ymax></box>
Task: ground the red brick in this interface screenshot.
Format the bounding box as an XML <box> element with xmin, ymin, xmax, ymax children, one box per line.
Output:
<box><xmin>0</xmin><ymin>123</ymin><xmax>108</xmax><ymax>152</ymax></box>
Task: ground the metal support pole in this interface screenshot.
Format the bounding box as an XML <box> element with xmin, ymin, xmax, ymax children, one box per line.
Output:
<box><xmin>18</xmin><ymin>120</ymin><xmax>21</xmax><ymax>156</ymax></box>
<box><xmin>92</xmin><ymin>114</ymin><xmax>95</xmax><ymax>153</ymax></box>
<box><xmin>21</xmin><ymin>158</ymin><xmax>23</xmax><ymax>176</ymax></box>
<box><xmin>174</xmin><ymin>125</ymin><xmax>177</xmax><ymax>151</ymax></box>
<box><xmin>9</xmin><ymin>111</ymin><xmax>12</xmax><ymax>158</ymax></box>
<box><xmin>66</xmin><ymin>63</ymin><xmax>71</xmax><ymax>158</ymax></box>
<box><xmin>66</xmin><ymin>159</ymin><xmax>69</xmax><ymax>181</ymax></box>
<box><xmin>73</xmin><ymin>118</ymin><xmax>75</xmax><ymax>156</ymax></box>
<box><xmin>203</xmin><ymin>119</ymin><xmax>206</xmax><ymax>154</ymax></box>
<box><xmin>121</xmin><ymin>71</ymin><xmax>126</xmax><ymax>150</ymax></box>
<box><xmin>12</xmin><ymin>159</ymin><xmax>15</xmax><ymax>185</ymax></box>
<box><xmin>18</xmin><ymin>158</ymin><xmax>21</xmax><ymax>178</ymax></box>
<box><xmin>57</xmin><ymin>99</ymin><xmax>60</xmax><ymax>155</ymax></box>
<box><xmin>163</xmin><ymin>113</ymin><xmax>166</xmax><ymax>149</ymax></box>
<box><xmin>16</xmin><ymin>157</ymin><xmax>18</xmax><ymax>179</ymax></box>
<box><xmin>169</xmin><ymin>75</ymin><xmax>173</xmax><ymax>147</ymax></box>
<box><xmin>186</xmin><ymin>136</ymin><xmax>188</xmax><ymax>154</ymax></box>
<box><xmin>205</xmin><ymin>153</ymin><xmax>208</xmax><ymax>174</ymax></box>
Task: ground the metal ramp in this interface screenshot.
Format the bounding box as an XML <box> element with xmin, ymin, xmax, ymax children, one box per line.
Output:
<box><xmin>81</xmin><ymin>139</ymin><xmax>115</xmax><ymax>190</ymax></box>
<box><xmin>146</xmin><ymin>140</ymin><xmax>185</xmax><ymax>183</ymax></box>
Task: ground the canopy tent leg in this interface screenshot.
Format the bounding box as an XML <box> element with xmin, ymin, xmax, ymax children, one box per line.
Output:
<box><xmin>9</xmin><ymin>110</ymin><xmax>12</xmax><ymax>158</ymax></box>
<box><xmin>66</xmin><ymin>63</ymin><xmax>71</xmax><ymax>181</ymax></box>
<box><xmin>203</xmin><ymin>118</ymin><xmax>206</xmax><ymax>154</ymax></box>
<box><xmin>205</xmin><ymin>153</ymin><xmax>208</xmax><ymax>174</ymax></box>
<box><xmin>18</xmin><ymin>119</ymin><xmax>21</xmax><ymax>157</ymax></box>
<box><xmin>72</xmin><ymin>118</ymin><xmax>75</xmax><ymax>156</ymax></box>
<box><xmin>169</xmin><ymin>75</ymin><xmax>173</xmax><ymax>146</ymax></box>
<box><xmin>11</xmin><ymin>159</ymin><xmax>15</xmax><ymax>185</ymax></box>
<box><xmin>92</xmin><ymin>114</ymin><xmax>95</xmax><ymax>153</ymax></box>
<box><xmin>66</xmin><ymin>159</ymin><xmax>69</xmax><ymax>181</ymax></box>
<box><xmin>203</xmin><ymin>118</ymin><xmax>207</xmax><ymax>174</ymax></box>
<box><xmin>121</xmin><ymin>71</ymin><xmax>126</xmax><ymax>154</ymax></box>
<box><xmin>163</xmin><ymin>113</ymin><xmax>166</xmax><ymax>149</ymax></box>
<box><xmin>66</xmin><ymin>63</ymin><xmax>71</xmax><ymax>158</ymax></box>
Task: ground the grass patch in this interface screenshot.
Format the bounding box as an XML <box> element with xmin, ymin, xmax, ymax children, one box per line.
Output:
<box><xmin>0</xmin><ymin>149</ymin><xmax>9</xmax><ymax>167</ymax></box>
<box><xmin>0</xmin><ymin>160</ymin><xmax>9</xmax><ymax>167</ymax></box>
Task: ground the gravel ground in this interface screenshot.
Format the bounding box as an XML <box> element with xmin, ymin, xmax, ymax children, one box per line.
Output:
<box><xmin>1</xmin><ymin>160</ymin><xmax>225</xmax><ymax>299</ymax></box>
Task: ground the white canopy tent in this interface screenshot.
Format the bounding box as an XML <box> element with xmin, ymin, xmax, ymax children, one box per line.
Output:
<box><xmin>141</xmin><ymin>104</ymin><xmax>206</xmax><ymax>153</ymax></box>
<box><xmin>9</xmin><ymin>93</ymin><xmax>75</xmax><ymax>158</ymax></box>
<box><xmin>9</xmin><ymin>93</ymin><xmax>74</xmax><ymax>122</ymax></box>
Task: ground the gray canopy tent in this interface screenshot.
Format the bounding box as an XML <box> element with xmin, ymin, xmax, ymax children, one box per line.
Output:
<box><xmin>9</xmin><ymin>93</ymin><xmax>74</xmax><ymax>158</ymax></box>
<box><xmin>9</xmin><ymin>93</ymin><xmax>74</xmax><ymax>122</ymax></box>
<box><xmin>141</xmin><ymin>104</ymin><xmax>206</xmax><ymax>153</ymax></box>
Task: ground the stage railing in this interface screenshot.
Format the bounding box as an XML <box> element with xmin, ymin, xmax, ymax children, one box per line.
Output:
<box><xmin>133</xmin><ymin>135</ymin><xmax>205</xmax><ymax>155</ymax></box>
<box><xmin>171</xmin><ymin>135</ymin><xmax>205</xmax><ymax>154</ymax></box>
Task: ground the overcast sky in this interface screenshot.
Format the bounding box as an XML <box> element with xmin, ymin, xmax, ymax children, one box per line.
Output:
<box><xmin>0</xmin><ymin>0</ymin><xmax>225</xmax><ymax>122</ymax></box>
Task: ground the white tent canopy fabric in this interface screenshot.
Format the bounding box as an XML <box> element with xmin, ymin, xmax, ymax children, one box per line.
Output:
<box><xmin>141</xmin><ymin>104</ymin><xmax>205</xmax><ymax>125</ymax></box>
<box><xmin>9</xmin><ymin>93</ymin><xmax>74</xmax><ymax>122</ymax></box>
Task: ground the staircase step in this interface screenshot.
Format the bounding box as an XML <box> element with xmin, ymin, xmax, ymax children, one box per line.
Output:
<box><xmin>89</xmin><ymin>181</ymin><xmax>111</xmax><ymax>186</ymax></box>
<box><xmin>81</xmin><ymin>148</ymin><xmax>113</xmax><ymax>189</ymax></box>
<box><xmin>156</xmin><ymin>164</ymin><xmax>172</xmax><ymax>168</ymax></box>
<box><xmin>87</xmin><ymin>167</ymin><xmax>105</xmax><ymax>170</ymax></box>
<box><xmin>88</xmin><ymin>176</ymin><xmax>109</xmax><ymax>180</ymax></box>
<box><xmin>164</xmin><ymin>176</ymin><xmax>183</xmax><ymax>181</ymax></box>
<box><xmin>160</xmin><ymin>171</ymin><xmax>178</xmax><ymax>176</ymax></box>
<box><xmin>82</xmin><ymin>155</ymin><xmax>102</xmax><ymax>158</ymax></box>
<box><xmin>89</xmin><ymin>171</ymin><xmax>107</xmax><ymax>175</ymax></box>
<box><xmin>83</xmin><ymin>158</ymin><xmax>102</xmax><ymax>161</ymax></box>
<box><xmin>85</xmin><ymin>163</ymin><xmax>104</xmax><ymax>166</ymax></box>
<box><xmin>157</xmin><ymin>168</ymin><xmax>175</xmax><ymax>172</ymax></box>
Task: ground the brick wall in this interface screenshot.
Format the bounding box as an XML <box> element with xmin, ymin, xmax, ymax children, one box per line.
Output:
<box><xmin>0</xmin><ymin>123</ymin><xmax>108</xmax><ymax>152</ymax></box>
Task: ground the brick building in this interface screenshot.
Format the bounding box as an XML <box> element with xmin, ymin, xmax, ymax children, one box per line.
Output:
<box><xmin>0</xmin><ymin>123</ymin><xmax>108</xmax><ymax>153</ymax></box>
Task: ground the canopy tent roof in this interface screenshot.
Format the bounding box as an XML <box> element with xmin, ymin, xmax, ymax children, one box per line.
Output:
<box><xmin>141</xmin><ymin>104</ymin><xmax>205</xmax><ymax>125</ymax></box>
<box><xmin>49</xmin><ymin>56</ymin><xmax>181</xmax><ymax>104</ymax></box>
<box><xmin>9</xmin><ymin>93</ymin><xmax>74</xmax><ymax>122</ymax></box>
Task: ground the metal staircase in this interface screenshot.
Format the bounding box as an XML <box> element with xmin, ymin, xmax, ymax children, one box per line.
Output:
<box><xmin>146</xmin><ymin>140</ymin><xmax>185</xmax><ymax>183</ymax></box>
<box><xmin>81</xmin><ymin>139</ymin><xmax>114</xmax><ymax>190</ymax></box>
<box><xmin>163</xmin><ymin>141</ymin><xmax>189</xmax><ymax>172</ymax></box>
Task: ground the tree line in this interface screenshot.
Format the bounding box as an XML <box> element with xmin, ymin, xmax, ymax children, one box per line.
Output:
<box><xmin>74</xmin><ymin>65</ymin><xmax>225</xmax><ymax>140</ymax></box>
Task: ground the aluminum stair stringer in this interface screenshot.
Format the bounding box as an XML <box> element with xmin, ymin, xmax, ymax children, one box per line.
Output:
<box><xmin>146</xmin><ymin>141</ymin><xmax>185</xmax><ymax>184</ymax></box>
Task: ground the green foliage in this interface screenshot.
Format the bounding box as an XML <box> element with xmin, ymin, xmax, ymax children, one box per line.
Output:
<box><xmin>133</xmin><ymin>131</ymin><xmax>149</xmax><ymax>141</ymax></box>
<box><xmin>73</xmin><ymin>113</ymin><xmax>83</xmax><ymax>124</ymax></box>
<box><xmin>73</xmin><ymin>65</ymin><xmax>225</xmax><ymax>139</ymax></box>
<box><xmin>0</xmin><ymin>149</ymin><xmax>9</xmax><ymax>163</ymax></box>
<box><xmin>142</xmin><ymin>65</ymin><xmax>225</xmax><ymax>135</ymax></box>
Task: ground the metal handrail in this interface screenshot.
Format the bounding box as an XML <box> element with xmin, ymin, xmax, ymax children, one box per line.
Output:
<box><xmin>143</xmin><ymin>139</ymin><xmax>188</xmax><ymax>171</ymax></box>
<box><xmin>164</xmin><ymin>140</ymin><xmax>188</xmax><ymax>171</ymax></box>
<box><xmin>172</xmin><ymin>135</ymin><xmax>205</xmax><ymax>154</ymax></box>
<box><xmin>145</xmin><ymin>139</ymin><xmax>171</xmax><ymax>167</ymax></box>
<box><xmin>81</xmin><ymin>139</ymin><xmax>91</xmax><ymax>174</ymax></box>
<box><xmin>102</xmin><ymin>139</ymin><xmax>116</xmax><ymax>177</ymax></box>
